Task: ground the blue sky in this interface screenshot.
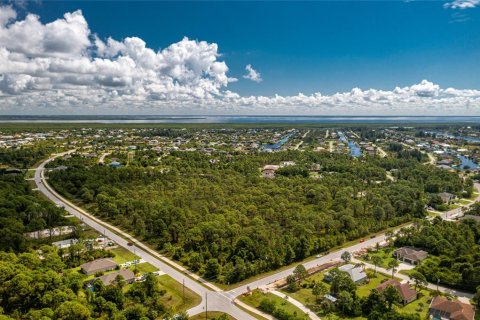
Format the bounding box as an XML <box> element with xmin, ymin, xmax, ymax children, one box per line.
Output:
<box><xmin>1</xmin><ymin>1</ymin><xmax>480</xmax><ymax>115</ymax></box>
<box><xmin>29</xmin><ymin>1</ymin><xmax>480</xmax><ymax>95</ymax></box>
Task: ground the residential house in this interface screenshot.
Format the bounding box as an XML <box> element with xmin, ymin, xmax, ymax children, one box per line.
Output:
<box><xmin>52</xmin><ymin>238</ymin><xmax>79</xmax><ymax>249</ymax></box>
<box><xmin>438</xmin><ymin>192</ymin><xmax>457</xmax><ymax>205</ymax></box>
<box><xmin>393</xmin><ymin>247</ymin><xmax>428</xmax><ymax>265</ymax></box>
<box><xmin>95</xmin><ymin>269</ymin><xmax>135</xmax><ymax>286</ymax></box>
<box><xmin>375</xmin><ymin>279</ymin><xmax>417</xmax><ymax>305</ymax></box>
<box><xmin>80</xmin><ymin>258</ymin><xmax>117</xmax><ymax>275</ymax></box>
<box><xmin>365</xmin><ymin>146</ymin><xmax>376</xmax><ymax>156</ymax></box>
<box><xmin>262</xmin><ymin>165</ymin><xmax>280</xmax><ymax>178</ymax></box>
<box><xmin>428</xmin><ymin>296</ymin><xmax>474</xmax><ymax>320</ymax></box>
<box><xmin>325</xmin><ymin>264</ymin><xmax>368</xmax><ymax>284</ymax></box>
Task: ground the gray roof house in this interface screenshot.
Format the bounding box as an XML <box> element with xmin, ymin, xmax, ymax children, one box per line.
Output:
<box><xmin>393</xmin><ymin>247</ymin><xmax>428</xmax><ymax>265</ymax></box>
<box><xmin>325</xmin><ymin>264</ymin><xmax>368</xmax><ymax>284</ymax></box>
<box><xmin>95</xmin><ymin>269</ymin><xmax>135</xmax><ymax>286</ymax></box>
<box><xmin>52</xmin><ymin>238</ymin><xmax>79</xmax><ymax>249</ymax></box>
<box><xmin>80</xmin><ymin>258</ymin><xmax>117</xmax><ymax>275</ymax></box>
<box><xmin>338</xmin><ymin>264</ymin><xmax>368</xmax><ymax>284</ymax></box>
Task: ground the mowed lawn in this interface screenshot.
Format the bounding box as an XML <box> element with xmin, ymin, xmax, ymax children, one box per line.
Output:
<box><xmin>240</xmin><ymin>290</ymin><xmax>309</xmax><ymax>320</ymax></box>
<box><xmin>157</xmin><ymin>274</ymin><xmax>201</xmax><ymax>312</ymax></box>
<box><xmin>356</xmin><ymin>270</ymin><xmax>392</xmax><ymax>297</ymax></box>
<box><xmin>361</xmin><ymin>248</ymin><xmax>396</xmax><ymax>269</ymax></box>
<box><xmin>397</xmin><ymin>289</ymin><xmax>432</xmax><ymax>319</ymax></box>
<box><xmin>279</xmin><ymin>271</ymin><xmax>331</xmax><ymax>310</ymax></box>
<box><xmin>109</xmin><ymin>247</ymin><xmax>136</xmax><ymax>264</ymax></box>
<box><xmin>128</xmin><ymin>262</ymin><xmax>158</xmax><ymax>274</ymax></box>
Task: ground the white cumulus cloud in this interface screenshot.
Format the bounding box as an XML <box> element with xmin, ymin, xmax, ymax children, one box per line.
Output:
<box><xmin>0</xmin><ymin>6</ymin><xmax>480</xmax><ymax>115</ymax></box>
<box><xmin>444</xmin><ymin>0</ymin><xmax>480</xmax><ymax>9</ymax></box>
<box><xmin>243</xmin><ymin>64</ymin><xmax>262</xmax><ymax>83</ymax></box>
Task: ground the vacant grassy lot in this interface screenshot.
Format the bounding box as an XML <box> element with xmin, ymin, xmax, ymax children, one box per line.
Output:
<box><xmin>110</xmin><ymin>247</ymin><xmax>136</xmax><ymax>264</ymax></box>
<box><xmin>127</xmin><ymin>262</ymin><xmax>158</xmax><ymax>274</ymax></box>
<box><xmin>360</xmin><ymin>247</ymin><xmax>396</xmax><ymax>269</ymax></box>
<box><xmin>239</xmin><ymin>290</ymin><xmax>309</xmax><ymax>320</ymax></box>
<box><xmin>279</xmin><ymin>270</ymin><xmax>332</xmax><ymax>311</ymax></box>
<box><xmin>157</xmin><ymin>274</ymin><xmax>201</xmax><ymax>312</ymax></box>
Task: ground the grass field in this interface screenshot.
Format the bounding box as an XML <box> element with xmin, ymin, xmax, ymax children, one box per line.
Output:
<box><xmin>398</xmin><ymin>289</ymin><xmax>431</xmax><ymax>319</ymax></box>
<box><xmin>427</xmin><ymin>210</ymin><xmax>439</xmax><ymax>217</ymax></box>
<box><xmin>467</xmin><ymin>192</ymin><xmax>479</xmax><ymax>200</ymax></box>
<box><xmin>356</xmin><ymin>270</ymin><xmax>391</xmax><ymax>298</ymax></box>
<box><xmin>279</xmin><ymin>270</ymin><xmax>331</xmax><ymax>311</ymax></box>
<box><xmin>110</xmin><ymin>247</ymin><xmax>136</xmax><ymax>264</ymax></box>
<box><xmin>128</xmin><ymin>262</ymin><xmax>158</xmax><ymax>274</ymax></box>
<box><xmin>189</xmin><ymin>312</ymin><xmax>235</xmax><ymax>320</ymax></box>
<box><xmin>239</xmin><ymin>290</ymin><xmax>309</xmax><ymax>320</ymax></box>
<box><xmin>360</xmin><ymin>247</ymin><xmax>396</xmax><ymax>269</ymax></box>
<box><xmin>25</xmin><ymin>169</ymin><xmax>36</xmax><ymax>179</ymax></box>
<box><xmin>157</xmin><ymin>274</ymin><xmax>201</xmax><ymax>312</ymax></box>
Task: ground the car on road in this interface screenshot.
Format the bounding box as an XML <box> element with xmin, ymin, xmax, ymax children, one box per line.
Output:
<box><xmin>359</xmin><ymin>239</ymin><xmax>365</xmax><ymax>243</ymax></box>
<box><xmin>315</xmin><ymin>254</ymin><xmax>322</xmax><ymax>258</ymax></box>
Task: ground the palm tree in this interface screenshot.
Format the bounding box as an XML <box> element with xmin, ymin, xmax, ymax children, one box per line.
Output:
<box><xmin>358</xmin><ymin>262</ymin><xmax>366</xmax><ymax>271</ymax></box>
<box><xmin>385</xmin><ymin>230</ymin><xmax>394</xmax><ymax>245</ymax></box>
<box><xmin>388</xmin><ymin>259</ymin><xmax>400</xmax><ymax>278</ymax></box>
<box><xmin>371</xmin><ymin>256</ymin><xmax>382</xmax><ymax>275</ymax></box>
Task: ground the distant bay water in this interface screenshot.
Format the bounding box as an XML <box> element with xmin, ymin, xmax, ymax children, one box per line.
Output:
<box><xmin>1</xmin><ymin>115</ymin><xmax>480</xmax><ymax>124</ymax></box>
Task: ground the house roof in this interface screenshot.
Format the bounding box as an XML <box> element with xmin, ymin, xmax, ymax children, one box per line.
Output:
<box><xmin>52</xmin><ymin>238</ymin><xmax>78</xmax><ymax>247</ymax></box>
<box><xmin>262</xmin><ymin>165</ymin><xmax>280</xmax><ymax>171</ymax></box>
<box><xmin>80</xmin><ymin>258</ymin><xmax>117</xmax><ymax>273</ymax></box>
<box><xmin>429</xmin><ymin>296</ymin><xmax>474</xmax><ymax>320</ymax></box>
<box><xmin>393</xmin><ymin>247</ymin><xmax>428</xmax><ymax>262</ymax></box>
<box><xmin>375</xmin><ymin>279</ymin><xmax>417</xmax><ymax>301</ymax></box>
<box><xmin>96</xmin><ymin>269</ymin><xmax>135</xmax><ymax>286</ymax></box>
<box><xmin>338</xmin><ymin>264</ymin><xmax>367</xmax><ymax>282</ymax></box>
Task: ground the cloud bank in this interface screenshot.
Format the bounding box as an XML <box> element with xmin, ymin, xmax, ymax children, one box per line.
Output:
<box><xmin>1</xmin><ymin>5</ymin><xmax>480</xmax><ymax>115</ymax></box>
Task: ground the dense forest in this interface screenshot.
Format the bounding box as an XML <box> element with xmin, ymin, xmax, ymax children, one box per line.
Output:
<box><xmin>394</xmin><ymin>218</ymin><xmax>480</xmax><ymax>291</ymax></box>
<box><xmin>0</xmin><ymin>173</ymin><xmax>69</xmax><ymax>252</ymax></box>
<box><xmin>48</xmin><ymin>150</ymin><xmax>466</xmax><ymax>284</ymax></box>
<box><xmin>0</xmin><ymin>146</ymin><xmax>56</xmax><ymax>169</ymax></box>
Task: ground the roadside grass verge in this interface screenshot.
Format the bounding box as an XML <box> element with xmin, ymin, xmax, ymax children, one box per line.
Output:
<box><xmin>239</xmin><ymin>290</ymin><xmax>309</xmax><ymax>320</ymax></box>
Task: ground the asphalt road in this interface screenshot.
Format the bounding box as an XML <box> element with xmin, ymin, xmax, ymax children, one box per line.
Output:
<box><xmin>36</xmin><ymin>152</ymin><xmax>479</xmax><ymax>318</ymax></box>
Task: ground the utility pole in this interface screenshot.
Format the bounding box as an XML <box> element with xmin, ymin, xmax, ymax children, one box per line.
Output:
<box><xmin>205</xmin><ymin>292</ymin><xmax>208</xmax><ymax>320</ymax></box>
<box><xmin>182</xmin><ymin>279</ymin><xmax>185</xmax><ymax>305</ymax></box>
